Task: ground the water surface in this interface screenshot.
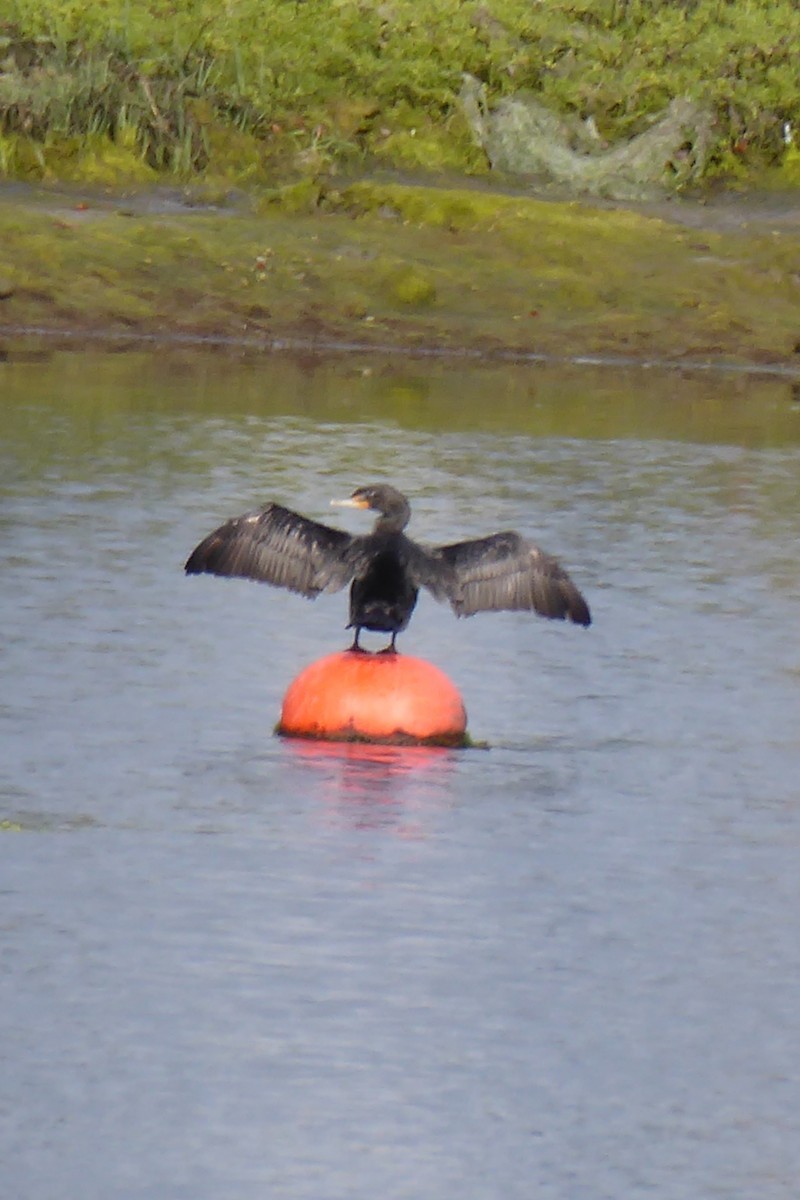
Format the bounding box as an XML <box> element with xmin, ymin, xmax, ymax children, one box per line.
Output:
<box><xmin>2</xmin><ymin>348</ymin><xmax>799</xmax><ymax>1199</ymax></box>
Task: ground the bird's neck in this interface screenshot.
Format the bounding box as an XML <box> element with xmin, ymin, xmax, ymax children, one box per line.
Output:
<box><xmin>371</xmin><ymin>496</ymin><xmax>410</xmax><ymax>534</ymax></box>
<box><xmin>373</xmin><ymin>513</ymin><xmax>408</xmax><ymax>535</ymax></box>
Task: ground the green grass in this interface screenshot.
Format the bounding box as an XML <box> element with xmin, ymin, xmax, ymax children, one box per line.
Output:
<box><xmin>1</xmin><ymin>0</ymin><xmax>800</xmax><ymax>187</ymax></box>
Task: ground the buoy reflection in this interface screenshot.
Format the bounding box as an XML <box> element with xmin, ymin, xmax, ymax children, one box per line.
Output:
<box><xmin>283</xmin><ymin>738</ymin><xmax>458</xmax><ymax>832</ymax></box>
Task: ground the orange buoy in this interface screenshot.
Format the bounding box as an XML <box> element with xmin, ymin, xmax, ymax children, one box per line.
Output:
<box><xmin>277</xmin><ymin>651</ymin><xmax>468</xmax><ymax>747</ymax></box>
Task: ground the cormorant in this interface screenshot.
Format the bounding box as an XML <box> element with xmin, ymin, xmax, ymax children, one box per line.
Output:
<box><xmin>185</xmin><ymin>483</ymin><xmax>591</xmax><ymax>652</ymax></box>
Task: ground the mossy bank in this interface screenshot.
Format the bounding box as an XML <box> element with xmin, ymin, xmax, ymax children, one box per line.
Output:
<box><xmin>2</xmin><ymin>1</ymin><xmax>799</xmax><ymax>366</ymax></box>
<box><xmin>1</xmin><ymin>178</ymin><xmax>799</xmax><ymax>368</ymax></box>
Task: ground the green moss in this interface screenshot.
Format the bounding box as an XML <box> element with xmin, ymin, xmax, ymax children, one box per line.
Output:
<box><xmin>384</xmin><ymin>266</ymin><xmax>437</xmax><ymax>308</ymax></box>
<box><xmin>0</xmin><ymin>133</ymin><xmax>45</xmax><ymax>178</ymax></box>
<box><xmin>0</xmin><ymin>127</ymin><xmax>157</xmax><ymax>184</ymax></box>
<box><xmin>201</xmin><ymin>122</ymin><xmax>267</xmax><ymax>182</ymax></box>
<box><xmin>261</xmin><ymin>179</ymin><xmax>325</xmax><ymax>215</ymax></box>
<box><xmin>373</xmin><ymin>113</ymin><xmax>487</xmax><ymax>176</ymax></box>
<box><xmin>1</xmin><ymin>178</ymin><xmax>799</xmax><ymax>365</ymax></box>
<box><xmin>63</xmin><ymin>129</ymin><xmax>157</xmax><ymax>185</ymax></box>
<box><xmin>780</xmin><ymin>145</ymin><xmax>800</xmax><ymax>185</ymax></box>
<box><xmin>333</xmin><ymin>181</ymin><xmax>501</xmax><ymax>231</ymax></box>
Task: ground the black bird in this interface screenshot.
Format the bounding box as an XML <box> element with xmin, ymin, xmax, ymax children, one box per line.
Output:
<box><xmin>185</xmin><ymin>483</ymin><xmax>591</xmax><ymax>652</ymax></box>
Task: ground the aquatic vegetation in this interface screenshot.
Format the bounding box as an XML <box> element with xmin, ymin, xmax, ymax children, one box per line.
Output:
<box><xmin>0</xmin><ymin>0</ymin><xmax>799</xmax><ymax>187</ymax></box>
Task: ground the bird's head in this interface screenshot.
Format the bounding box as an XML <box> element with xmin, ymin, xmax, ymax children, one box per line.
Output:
<box><xmin>331</xmin><ymin>485</ymin><xmax>411</xmax><ymax>530</ymax></box>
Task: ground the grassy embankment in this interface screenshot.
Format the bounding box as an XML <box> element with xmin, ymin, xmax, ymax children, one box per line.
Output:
<box><xmin>1</xmin><ymin>1</ymin><xmax>799</xmax><ymax>361</ymax></box>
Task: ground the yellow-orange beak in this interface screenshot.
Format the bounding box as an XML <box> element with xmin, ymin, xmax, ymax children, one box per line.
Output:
<box><xmin>330</xmin><ymin>495</ymin><xmax>369</xmax><ymax>509</ymax></box>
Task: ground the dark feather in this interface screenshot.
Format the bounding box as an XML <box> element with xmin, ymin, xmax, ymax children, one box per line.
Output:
<box><xmin>184</xmin><ymin>502</ymin><xmax>357</xmax><ymax>598</ymax></box>
<box><xmin>401</xmin><ymin>539</ymin><xmax>457</xmax><ymax>604</ymax></box>
<box><xmin>432</xmin><ymin>531</ymin><xmax>591</xmax><ymax>625</ymax></box>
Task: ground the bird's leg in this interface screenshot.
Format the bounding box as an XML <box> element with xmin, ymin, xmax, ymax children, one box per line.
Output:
<box><xmin>379</xmin><ymin>632</ymin><xmax>398</xmax><ymax>655</ymax></box>
<box><xmin>349</xmin><ymin>627</ymin><xmax>365</xmax><ymax>653</ymax></box>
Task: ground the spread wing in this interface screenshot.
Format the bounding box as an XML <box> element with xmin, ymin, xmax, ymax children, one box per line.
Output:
<box><xmin>430</xmin><ymin>531</ymin><xmax>591</xmax><ymax>625</ymax></box>
<box><xmin>185</xmin><ymin>502</ymin><xmax>358</xmax><ymax>598</ymax></box>
<box><xmin>401</xmin><ymin>540</ymin><xmax>458</xmax><ymax>604</ymax></box>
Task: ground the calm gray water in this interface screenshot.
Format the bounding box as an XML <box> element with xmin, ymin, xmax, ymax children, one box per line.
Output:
<box><xmin>2</xmin><ymin>347</ymin><xmax>800</xmax><ymax>1200</ymax></box>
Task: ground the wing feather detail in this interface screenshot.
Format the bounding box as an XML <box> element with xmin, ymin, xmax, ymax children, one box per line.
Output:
<box><xmin>185</xmin><ymin>502</ymin><xmax>358</xmax><ymax>598</ymax></box>
<box><xmin>432</xmin><ymin>531</ymin><xmax>591</xmax><ymax>625</ymax></box>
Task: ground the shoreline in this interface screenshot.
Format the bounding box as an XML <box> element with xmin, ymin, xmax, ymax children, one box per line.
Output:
<box><xmin>4</xmin><ymin>321</ymin><xmax>800</xmax><ymax>382</ymax></box>
<box><xmin>2</xmin><ymin>177</ymin><xmax>799</xmax><ymax>373</ymax></box>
